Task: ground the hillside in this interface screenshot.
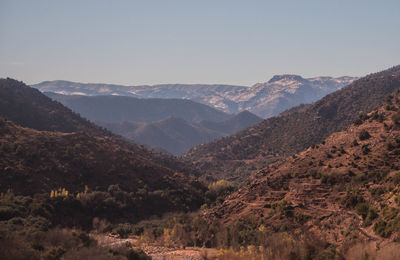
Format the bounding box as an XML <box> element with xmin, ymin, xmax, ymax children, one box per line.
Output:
<box><xmin>99</xmin><ymin>112</ymin><xmax>262</xmax><ymax>155</ymax></box>
<box><xmin>44</xmin><ymin>92</ymin><xmax>231</xmax><ymax>123</ymax></box>
<box><xmin>33</xmin><ymin>76</ymin><xmax>355</xmax><ymax>118</ymax></box>
<box><xmin>0</xmin><ymin>78</ymin><xmax>201</xmax><ymax>176</ymax></box>
<box><xmin>198</xmin><ymin>110</ymin><xmax>263</xmax><ymax>135</ymax></box>
<box><xmin>0</xmin><ymin>79</ymin><xmax>207</xmax><ymax>220</ymax></box>
<box><xmin>99</xmin><ymin>117</ymin><xmax>221</xmax><ymax>156</ymax></box>
<box><xmin>183</xmin><ymin>65</ymin><xmax>400</xmax><ymax>181</ymax></box>
<box><xmin>204</xmin><ymin>91</ymin><xmax>400</xmax><ymax>248</ymax></box>
<box><xmin>0</xmin><ymin>116</ymin><xmax>206</xmax><ymax>221</ymax></box>
<box><xmin>0</xmin><ymin>78</ymin><xmax>106</xmax><ymax>135</ymax></box>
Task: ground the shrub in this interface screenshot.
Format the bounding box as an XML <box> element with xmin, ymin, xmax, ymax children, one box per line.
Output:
<box><xmin>393</xmin><ymin>172</ymin><xmax>400</xmax><ymax>185</ymax></box>
<box><xmin>364</xmin><ymin>208</ymin><xmax>378</xmax><ymax>227</ymax></box>
<box><xmin>43</xmin><ymin>246</ymin><xmax>66</xmax><ymax>260</ymax></box>
<box><xmin>362</xmin><ymin>144</ymin><xmax>371</xmax><ymax>155</ymax></box>
<box><xmin>359</xmin><ymin>130</ymin><xmax>371</xmax><ymax>140</ymax></box>
<box><xmin>126</xmin><ymin>249</ymin><xmax>151</xmax><ymax>260</ymax></box>
<box><xmin>321</xmin><ymin>172</ymin><xmax>340</xmax><ymax>185</ymax></box>
<box><xmin>114</xmin><ymin>223</ymin><xmax>133</xmax><ymax>238</ymax></box>
<box><xmin>356</xmin><ymin>203</ymin><xmax>369</xmax><ymax>220</ymax></box>
<box><xmin>392</xmin><ymin>111</ymin><xmax>400</xmax><ymax>124</ymax></box>
<box><xmin>343</xmin><ymin>188</ymin><xmax>364</xmax><ymax>208</ymax></box>
<box><xmin>374</xmin><ymin>221</ymin><xmax>391</xmax><ymax>237</ymax></box>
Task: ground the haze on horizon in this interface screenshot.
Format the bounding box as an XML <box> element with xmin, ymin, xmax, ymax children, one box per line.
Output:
<box><xmin>0</xmin><ymin>0</ymin><xmax>399</xmax><ymax>86</ymax></box>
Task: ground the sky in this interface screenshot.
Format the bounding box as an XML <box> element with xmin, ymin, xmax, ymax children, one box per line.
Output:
<box><xmin>0</xmin><ymin>0</ymin><xmax>399</xmax><ymax>86</ymax></box>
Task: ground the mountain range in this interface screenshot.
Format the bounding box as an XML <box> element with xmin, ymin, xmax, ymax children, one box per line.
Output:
<box><xmin>44</xmin><ymin>92</ymin><xmax>231</xmax><ymax>123</ymax></box>
<box><xmin>3</xmin><ymin>65</ymin><xmax>400</xmax><ymax>257</ymax></box>
<box><xmin>44</xmin><ymin>93</ymin><xmax>263</xmax><ymax>155</ymax></box>
<box><xmin>33</xmin><ymin>75</ymin><xmax>356</xmax><ymax>118</ymax></box>
<box><xmin>183</xmin><ymin>66</ymin><xmax>400</xmax><ymax>182</ymax></box>
<box><xmin>98</xmin><ymin>111</ymin><xmax>263</xmax><ymax>155</ymax></box>
<box><xmin>0</xmin><ymin>78</ymin><xmax>205</xmax><ymax>221</ymax></box>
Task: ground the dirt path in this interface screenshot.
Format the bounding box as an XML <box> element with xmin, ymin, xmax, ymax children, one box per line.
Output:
<box><xmin>92</xmin><ymin>233</ymin><xmax>218</xmax><ymax>260</ymax></box>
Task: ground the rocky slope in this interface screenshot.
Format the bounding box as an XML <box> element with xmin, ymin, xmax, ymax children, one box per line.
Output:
<box><xmin>205</xmin><ymin>91</ymin><xmax>400</xmax><ymax>247</ymax></box>
<box><xmin>33</xmin><ymin>75</ymin><xmax>356</xmax><ymax>118</ymax></box>
<box><xmin>183</xmin><ymin>66</ymin><xmax>400</xmax><ymax>181</ymax></box>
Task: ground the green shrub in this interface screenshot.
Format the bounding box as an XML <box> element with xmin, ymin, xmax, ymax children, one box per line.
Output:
<box><xmin>374</xmin><ymin>220</ymin><xmax>391</xmax><ymax>237</ymax></box>
<box><xmin>355</xmin><ymin>203</ymin><xmax>369</xmax><ymax>220</ymax></box>
<box><xmin>364</xmin><ymin>208</ymin><xmax>378</xmax><ymax>227</ymax></box>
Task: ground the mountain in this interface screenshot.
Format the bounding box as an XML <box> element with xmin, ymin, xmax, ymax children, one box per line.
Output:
<box><xmin>32</xmin><ymin>76</ymin><xmax>356</xmax><ymax>118</ymax></box>
<box><xmin>205</xmin><ymin>91</ymin><xmax>400</xmax><ymax>247</ymax></box>
<box><xmin>0</xmin><ymin>78</ymin><xmax>206</xmax><ymax>221</ymax></box>
<box><xmin>198</xmin><ymin>110</ymin><xmax>263</xmax><ymax>135</ymax></box>
<box><xmin>45</xmin><ymin>92</ymin><xmax>230</xmax><ymax>123</ymax></box>
<box><xmin>183</xmin><ymin>66</ymin><xmax>400</xmax><ymax>181</ymax></box>
<box><xmin>99</xmin><ymin>111</ymin><xmax>263</xmax><ymax>156</ymax></box>
<box><xmin>245</xmin><ymin>75</ymin><xmax>356</xmax><ymax>118</ymax></box>
<box><xmin>99</xmin><ymin>117</ymin><xmax>222</xmax><ymax>156</ymax></box>
<box><xmin>0</xmin><ymin>78</ymin><xmax>106</xmax><ymax>135</ymax></box>
<box><xmin>0</xmin><ymin>78</ymin><xmax>199</xmax><ymax>175</ymax></box>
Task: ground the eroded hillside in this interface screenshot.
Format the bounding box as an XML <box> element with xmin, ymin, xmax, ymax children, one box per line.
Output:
<box><xmin>205</xmin><ymin>91</ymin><xmax>400</xmax><ymax>247</ymax></box>
<box><xmin>184</xmin><ymin>66</ymin><xmax>400</xmax><ymax>182</ymax></box>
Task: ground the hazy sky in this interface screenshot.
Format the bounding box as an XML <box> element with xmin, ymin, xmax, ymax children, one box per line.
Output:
<box><xmin>1</xmin><ymin>0</ymin><xmax>399</xmax><ymax>86</ymax></box>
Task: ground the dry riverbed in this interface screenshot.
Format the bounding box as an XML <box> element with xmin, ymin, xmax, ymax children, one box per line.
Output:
<box><xmin>92</xmin><ymin>233</ymin><xmax>218</xmax><ymax>260</ymax></box>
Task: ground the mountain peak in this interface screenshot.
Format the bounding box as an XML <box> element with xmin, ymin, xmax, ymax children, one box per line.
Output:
<box><xmin>268</xmin><ymin>74</ymin><xmax>306</xmax><ymax>83</ymax></box>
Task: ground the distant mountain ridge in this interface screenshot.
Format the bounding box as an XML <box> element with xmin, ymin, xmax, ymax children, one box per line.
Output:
<box><xmin>183</xmin><ymin>65</ymin><xmax>400</xmax><ymax>181</ymax></box>
<box><xmin>99</xmin><ymin>111</ymin><xmax>263</xmax><ymax>155</ymax></box>
<box><xmin>44</xmin><ymin>92</ymin><xmax>230</xmax><ymax>123</ymax></box>
<box><xmin>44</xmin><ymin>92</ymin><xmax>262</xmax><ymax>155</ymax></box>
<box><xmin>33</xmin><ymin>75</ymin><xmax>356</xmax><ymax>118</ymax></box>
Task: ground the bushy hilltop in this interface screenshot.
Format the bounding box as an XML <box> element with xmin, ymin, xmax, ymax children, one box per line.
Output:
<box><xmin>0</xmin><ymin>79</ymin><xmax>207</xmax><ymax>222</ymax></box>
<box><xmin>183</xmin><ymin>65</ymin><xmax>400</xmax><ymax>182</ymax></box>
<box><xmin>0</xmin><ymin>118</ymin><xmax>205</xmax><ymax>219</ymax></box>
<box><xmin>0</xmin><ymin>78</ymin><xmax>200</xmax><ymax>175</ymax></box>
<box><xmin>205</xmin><ymin>92</ymin><xmax>400</xmax><ymax>247</ymax></box>
<box><xmin>0</xmin><ymin>78</ymin><xmax>106</xmax><ymax>135</ymax></box>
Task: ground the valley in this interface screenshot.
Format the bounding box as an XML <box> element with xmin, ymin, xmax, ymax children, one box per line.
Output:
<box><xmin>2</xmin><ymin>67</ymin><xmax>400</xmax><ymax>260</ymax></box>
<box><xmin>2</xmin><ymin>1</ymin><xmax>399</xmax><ymax>259</ymax></box>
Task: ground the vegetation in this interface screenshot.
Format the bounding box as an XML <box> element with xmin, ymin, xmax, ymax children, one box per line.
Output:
<box><xmin>0</xmin><ymin>118</ymin><xmax>206</xmax><ymax>220</ymax></box>
<box><xmin>3</xmin><ymin>66</ymin><xmax>400</xmax><ymax>258</ymax></box>
<box><xmin>0</xmin><ymin>78</ymin><xmax>107</xmax><ymax>134</ymax></box>
<box><xmin>0</xmin><ymin>191</ymin><xmax>151</xmax><ymax>260</ymax></box>
<box><xmin>184</xmin><ymin>65</ymin><xmax>400</xmax><ymax>181</ymax></box>
<box><xmin>197</xmin><ymin>91</ymin><xmax>400</xmax><ymax>255</ymax></box>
